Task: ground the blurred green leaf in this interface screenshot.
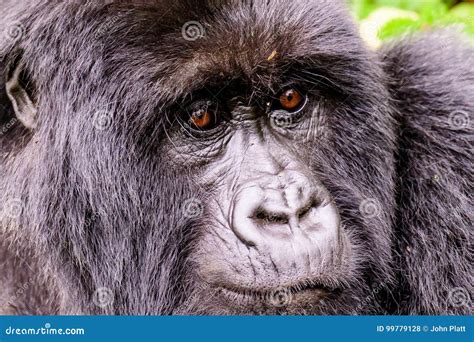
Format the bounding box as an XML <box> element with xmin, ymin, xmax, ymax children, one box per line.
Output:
<box><xmin>350</xmin><ymin>0</ymin><xmax>378</xmax><ymax>19</ymax></box>
<box><xmin>349</xmin><ymin>0</ymin><xmax>474</xmax><ymax>41</ymax></box>
<box><xmin>441</xmin><ymin>4</ymin><xmax>474</xmax><ymax>35</ymax></box>
<box><xmin>449</xmin><ymin>3</ymin><xmax>474</xmax><ymax>19</ymax></box>
<box><xmin>378</xmin><ymin>17</ymin><xmax>421</xmax><ymax>40</ymax></box>
<box><xmin>418</xmin><ymin>2</ymin><xmax>448</xmax><ymax>24</ymax></box>
<box><xmin>376</xmin><ymin>0</ymin><xmax>442</xmax><ymax>12</ymax></box>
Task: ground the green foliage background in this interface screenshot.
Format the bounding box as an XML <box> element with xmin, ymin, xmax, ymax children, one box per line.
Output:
<box><xmin>349</xmin><ymin>0</ymin><xmax>474</xmax><ymax>42</ymax></box>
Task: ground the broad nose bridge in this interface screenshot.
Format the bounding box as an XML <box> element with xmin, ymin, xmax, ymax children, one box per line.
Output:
<box><xmin>241</xmin><ymin>135</ymin><xmax>290</xmax><ymax>175</ymax></box>
<box><xmin>240</xmin><ymin>137</ymin><xmax>314</xmax><ymax>212</ymax></box>
<box><xmin>227</xmin><ymin>130</ymin><xmax>339</xmax><ymax>249</ymax></box>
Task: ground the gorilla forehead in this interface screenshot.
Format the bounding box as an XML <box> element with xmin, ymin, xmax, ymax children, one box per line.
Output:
<box><xmin>148</xmin><ymin>0</ymin><xmax>365</xmax><ymax>100</ymax></box>
<box><xmin>91</xmin><ymin>0</ymin><xmax>368</xmax><ymax>103</ymax></box>
<box><xmin>14</xmin><ymin>0</ymin><xmax>375</xmax><ymax>117</ymax></box>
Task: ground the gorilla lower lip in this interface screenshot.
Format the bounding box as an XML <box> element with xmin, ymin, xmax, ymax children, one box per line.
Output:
<box><xmin>218</xmin><ymin>281</ymin><xmax>334</xmax><ymax>304</ymax></box>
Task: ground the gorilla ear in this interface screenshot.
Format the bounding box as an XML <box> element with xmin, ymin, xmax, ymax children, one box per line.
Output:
<box><xmin>5</xmin><ymin>61</ymin><xmax>37</xmax><ymax>129</ymax></box>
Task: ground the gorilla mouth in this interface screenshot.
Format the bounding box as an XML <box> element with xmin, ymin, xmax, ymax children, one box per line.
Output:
<box><xmin>217</xmin><ymin>280</ymin><xmax>338</xmax><ymax>305</ymax></box>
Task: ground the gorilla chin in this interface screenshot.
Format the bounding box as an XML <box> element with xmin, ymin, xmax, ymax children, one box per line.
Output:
<box><xmin>0</xmin><ymin>0</ymin><xmax>472</xmax><ymax>316</ymax></box>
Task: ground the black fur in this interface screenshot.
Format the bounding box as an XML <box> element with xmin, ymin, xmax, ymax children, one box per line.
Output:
<box><xmin>0</xmin><ymin>0</ymin><xmax>472</xmax><ymax>315</ymax></box>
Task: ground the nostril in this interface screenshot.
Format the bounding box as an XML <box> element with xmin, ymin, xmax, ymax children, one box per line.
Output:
<box><xmin>253</xmin><ymin>208</ymin><xmax>289</xmax><ymax>225</ymax></box>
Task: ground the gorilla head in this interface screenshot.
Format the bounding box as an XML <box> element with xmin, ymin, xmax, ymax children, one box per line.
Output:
<box><xmin>1</xmin><ymin>0</ymin><xmax>471</xmax><ymax>315</ymax></box>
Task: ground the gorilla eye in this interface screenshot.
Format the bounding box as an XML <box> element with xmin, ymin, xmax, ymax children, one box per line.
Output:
<box><xmin>190</xmin><ymin>109</ymin><xmax>213</xmax><ymax>129</ymax></box>
<box><xmin>277</xmin><ymin>88</ymin><xmax>305</xmax><ymax>112</ymax></box>
<box><xmin>184</xmin><ymin>101</ymin><xmax>221</xmax><ymax>131</ymax></box>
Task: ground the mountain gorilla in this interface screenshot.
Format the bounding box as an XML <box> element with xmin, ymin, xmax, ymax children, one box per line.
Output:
<box><xmin>0</xmin><ymin>0</ymin><xmax>472</xmax><ymax>315</ymax></box>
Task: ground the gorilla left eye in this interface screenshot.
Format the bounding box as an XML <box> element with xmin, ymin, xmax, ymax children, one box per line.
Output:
<box><xmin>190</xmin><ymin>109</ymin><xmax>214</xmax><ymax>129</ymax></box>
<box><xmin>277</xmin><ymin>87</ymin><xmax>306</xmax><ymax>112</ymax></box>
<box><xmin>184</xmin><ymin>101</ymin><xmax>221</xmax><ymax>131</ymax></box>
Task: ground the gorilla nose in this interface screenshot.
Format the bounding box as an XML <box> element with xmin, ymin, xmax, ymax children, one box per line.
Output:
<box><xmin>251</xmin><ymin>193</ymin><xmax>319</xmax><ymax>229</ymax></box>
<box><xmin>230</xmin><ymin>171</ymin><xmax>335</xmax><ymax>246</ymax></box>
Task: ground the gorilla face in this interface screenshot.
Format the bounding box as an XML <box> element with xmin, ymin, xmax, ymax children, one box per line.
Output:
<box><xmin>154</xmin><ymin>1</ymin><xmax>396</xmax><ymax>314</ymax></box>
<box><xmin>1</xmin><ymin>0</ymin><xmax>398</xmax><ymax>315</ymax></box>
<box><xmin>167</xmin><ymin>83</ymin><xmax>353</xmax><ymax>312</ymax></box>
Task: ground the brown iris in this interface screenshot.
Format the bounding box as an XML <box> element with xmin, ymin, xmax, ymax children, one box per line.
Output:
<box><xmin>189</xmin><ymin>109</ymin><xmax>213</xmax><ymax>129</ymax></box>
<box><xmin>279</xmin><ymin>88</ymin><xmax>303</xmax><ymax>111</ymax></box>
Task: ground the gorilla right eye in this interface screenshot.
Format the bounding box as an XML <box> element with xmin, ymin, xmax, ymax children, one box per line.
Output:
<box><xmin>277</xmin><ymin>87</ymin><xmax>306</xmax><ymax>112</ymax></box>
